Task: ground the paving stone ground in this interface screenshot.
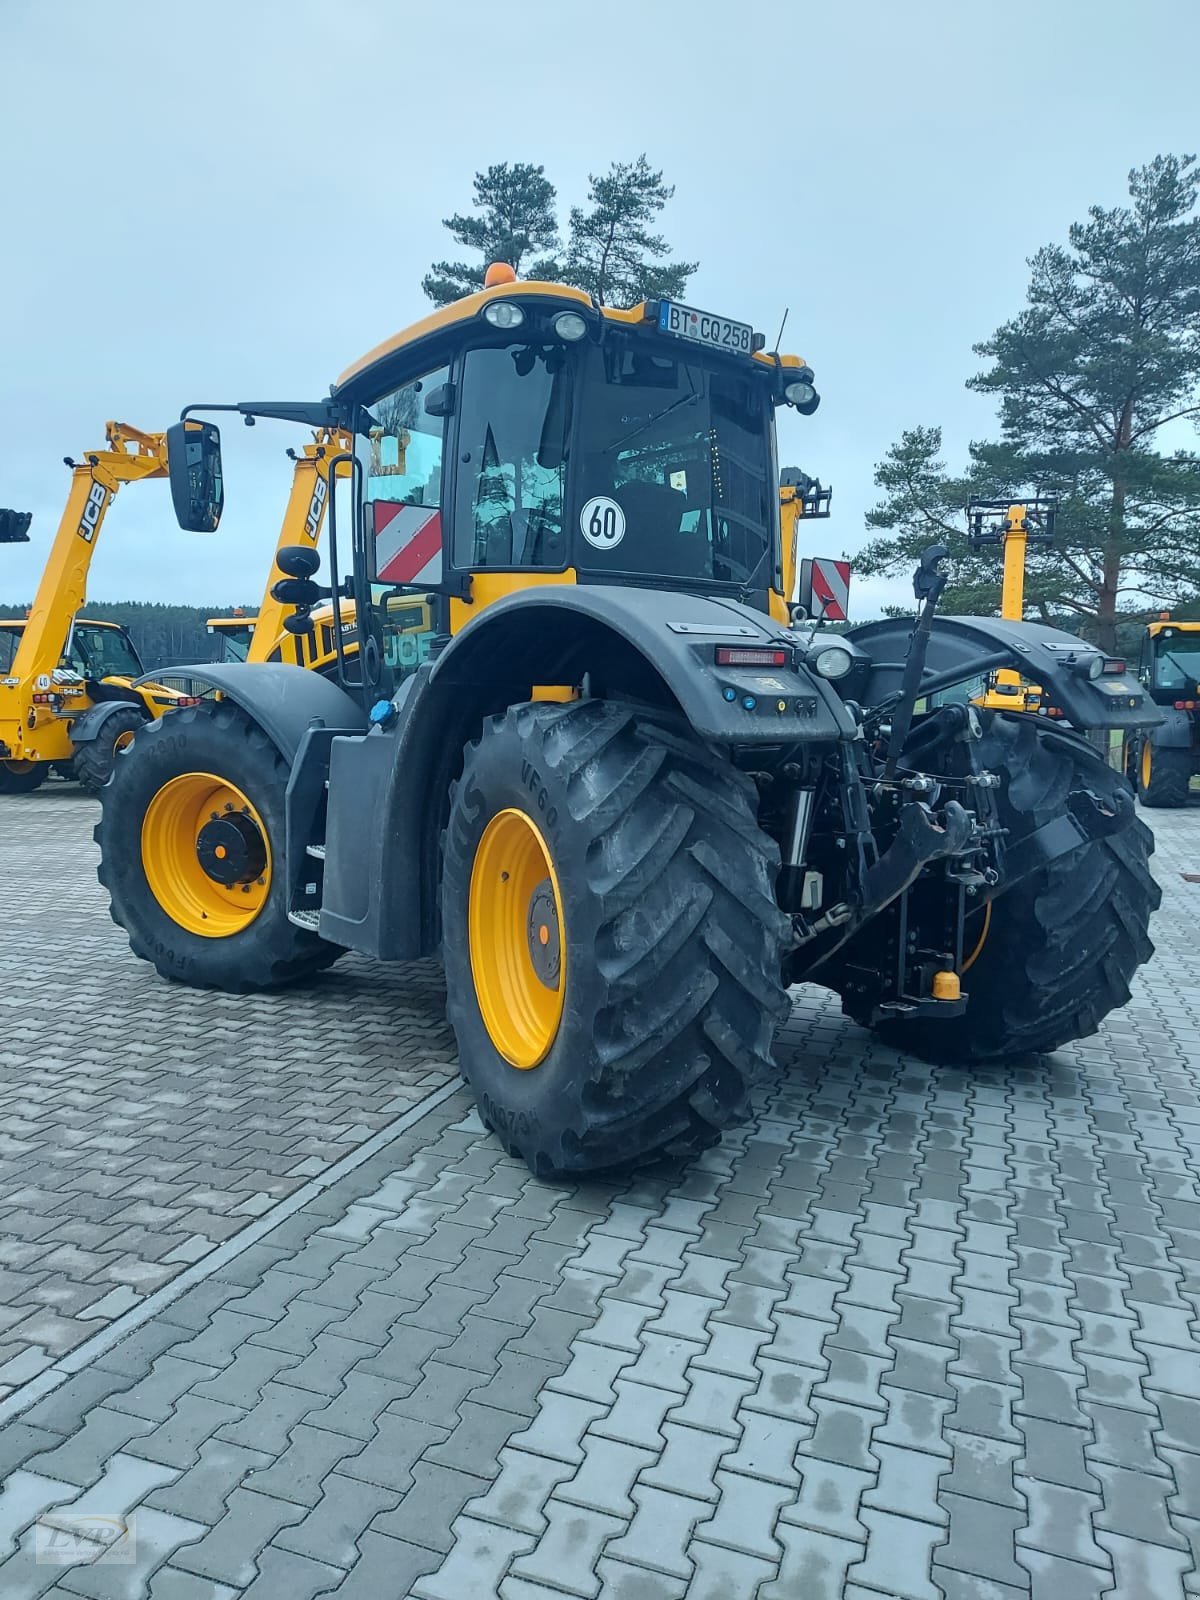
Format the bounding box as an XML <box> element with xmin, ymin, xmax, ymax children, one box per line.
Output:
<box><xmin>0</xmin><ymin>788</ymin><xmax>456</xmax><ymax>1393</ymax></box>
<box><xmin>0</xmin><ymin>785</ymin><xmax>1198</xmax><ymax>1599</ymax></box>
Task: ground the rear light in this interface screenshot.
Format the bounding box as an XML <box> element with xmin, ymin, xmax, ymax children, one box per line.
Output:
<box><xmin>1176</xmin><ymin>700</ymin><xmax>1197</xmax><ymax>711</ymax></box>
<box><xmin>177</xmin><ymin>696</ymin><xmax>201</xmax><ymax>707</ymax></box>
<box><xmin>32</xmin><ymin>692</ymin><xmax>53</xmax><ymax>705</ymax></box>
<box><xmin>714</xmin><ymin>646</ymin><xmax>788</xmax><ymax>667</ymax></box>
<box><xmin>1101</xmin><ymin>658</ymin><xmax>1126</xmax><ymax>675</ymax></box>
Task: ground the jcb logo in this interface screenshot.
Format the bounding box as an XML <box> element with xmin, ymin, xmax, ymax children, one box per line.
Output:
<box><xmin>304</xmin><ymin>477</ymin><xmax>328</xmax><ymax>539</ymax></box>
<box><xmin>78</xmin><ymin>482</ymin><xmax>107</xmax><ymax>543</ymax></box>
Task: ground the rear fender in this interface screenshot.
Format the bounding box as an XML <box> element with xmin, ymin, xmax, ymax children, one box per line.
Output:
<box><xmin>844</xmin><ymin>614</ymin><xmax>1163</xmax><ymax>731</ymax></box>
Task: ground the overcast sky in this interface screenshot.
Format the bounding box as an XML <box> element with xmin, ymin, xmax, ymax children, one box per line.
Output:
<box><xmin>3</xmin><ymin>0</ymin><xmax>1198</xmax><ymax>617</ymax></box>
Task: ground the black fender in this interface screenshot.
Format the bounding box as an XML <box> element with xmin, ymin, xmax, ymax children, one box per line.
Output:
<box><xmin>844</xmin><ymin>614</ymin><xmax>1164</xmax><ymax>732</ymax></box>
<box><xmin>132</xmin><ymin>662</ymin><xmax>367</xmax><ymax>760</ymax></box>
<box><xmin>430</xmin><ymin>585</ymin><xmax>858</xmax><ymax>744</ymax></box>
<box><xmin>1144</xmin><ymin>706</ymin><xmax>1196</xmax><ymax>750</ymax></box>
<box><xmin>318</xmin><ymin>585</ymin><xmax>857</xmax><ymax>963</ymax></box>
<box><xmin>71</xmin><ymin>698</ymin><xmax>145</xmax><ymax>745</ymax></box>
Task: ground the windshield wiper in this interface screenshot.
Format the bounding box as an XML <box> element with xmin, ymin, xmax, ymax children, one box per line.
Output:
<box><xmin>603</xmin><ymin>379</ymin><xmax>698</xmax><ymax>454</ymax></box>
<box><xmin>1159</xmin><ymin>649</ymin><xmax>1200</xmax><ymax>688</ymax></box>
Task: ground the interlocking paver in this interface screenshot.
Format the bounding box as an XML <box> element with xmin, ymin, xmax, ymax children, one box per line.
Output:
<box><xmin>3</xmin><ymin>799</ymin><xmax>1199</xmax><ymax>1596</ymax></box>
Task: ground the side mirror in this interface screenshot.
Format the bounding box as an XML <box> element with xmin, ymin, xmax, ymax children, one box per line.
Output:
<box><xmin>424</xmin><ymin>382</ymin><xmax>457</xmax><ymax>419</ymax></box>
<box><xmin>167</xmin><ymin>421</ymin><xmax>224</xmax><ymax>532</ymax></box>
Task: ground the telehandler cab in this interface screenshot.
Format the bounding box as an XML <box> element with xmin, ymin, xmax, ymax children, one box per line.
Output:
<box><xmin>0</xmin><ymin>425</ymin><xmax>198</xmax><ymax>795</ymax></box>
<box><xmin>1129</xmin><ymin>617</ymin><xmax>1200</xmax><ymax>806</ymax></box>
<box><xmin>97</xmin><ymin>268</ymin><xmax>1164</xmax><ymax>1175</ymax></box>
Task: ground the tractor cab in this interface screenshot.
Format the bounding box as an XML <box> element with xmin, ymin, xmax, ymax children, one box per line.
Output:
<box><xmin>168</xmin><ymin>271</ymin><xmax>823</xmax><ymax>712</ymax></box>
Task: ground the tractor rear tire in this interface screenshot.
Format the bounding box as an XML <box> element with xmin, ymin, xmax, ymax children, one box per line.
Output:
<box><xmin>96</xmin><ymin>702</ymin><xmax>342</xmax><ymax>991</ymax></box>
<box><xmin>1138</xmin><ymin>740</ymin><xmax>1193</xmax><ymax>808</ymax></box>
<box><xmin>0</xmin><ymin>760</ymin><xmax>49</xmax><ymax>794</ymax></box>
<box><xmin>441</xmin><ymin>699</ymin><xmax>792</xmax><ymax>1176</ymax></box>
<box><xmin>74</xmin><ymin>706</ymin><xmax>146</xmax><ymax>795</ymax></box>
<box><xmin>867</xmin><ymin>714</ymin><xmax>1160</xmax><ymax>1063</ymax></box>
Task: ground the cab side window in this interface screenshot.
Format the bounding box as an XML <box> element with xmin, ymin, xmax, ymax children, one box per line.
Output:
<box><xmin>366</xmin><ymin>366</ymin><xmax>449</xmax><ymax>509</ymax></box>
<box><xmin>453</xmin><ymin>345</ymin><xmax>572</xmax><ymax>569</ymax></box>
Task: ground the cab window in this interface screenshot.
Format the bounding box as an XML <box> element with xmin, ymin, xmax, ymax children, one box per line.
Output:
<box><xmin>365</xmin><ymin>365</ymin><xmax>449</xmax><ymax>508</ymax></box>
<box><xmin>453</xmin><ymin>345</ymin><xmax>572</xmax><ymax>569</ymax></box>
<box><xmin>0</xmin><ymin>625</ymin><xmax>20</xmax><ymax>673</ymax></box>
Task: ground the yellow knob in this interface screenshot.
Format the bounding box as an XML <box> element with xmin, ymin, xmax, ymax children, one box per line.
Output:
<box><xmin>932</xmin><ymin>970</ymin><xmax>961</xmax><ymax>1001</ymax></box>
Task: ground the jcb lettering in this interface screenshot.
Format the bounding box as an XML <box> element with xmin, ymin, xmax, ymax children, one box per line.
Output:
<box><xmin>77</xmin><ymin>482</ymin><xmax>107</xmax><ymax>543</ymax></box>
<box><xmin>304</xmin><ymin>476</ymin><xmax>328</xmax><ymax>539</ymax></box>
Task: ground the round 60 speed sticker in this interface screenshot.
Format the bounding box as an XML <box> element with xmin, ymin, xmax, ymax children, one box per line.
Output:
<box><xmin>580</xmin><ymin>496</ymin><xmax>626</xmax><ymax>551</ymax></box>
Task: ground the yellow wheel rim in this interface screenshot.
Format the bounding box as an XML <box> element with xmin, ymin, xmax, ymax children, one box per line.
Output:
<box><xmin>141</xmin><ymin>772</ymin><xmax>272</xmax><ymax>938</ymax></box>
<box><xmin>114</xmin><ymin>729</ymin><xmax>136</xmax><ymax>753</ymax></box>
<box><xmin>1141</xmin><ymin>740</ymin><xmax>1153</xmax><ymax>790</ymax></box>
<box><xmin>468</xmin><ymin>807</ymin><xmax>566</xmax><ymax>1069</ymax></box>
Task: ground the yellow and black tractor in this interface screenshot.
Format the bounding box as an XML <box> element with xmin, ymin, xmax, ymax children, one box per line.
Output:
<box><xmin>1129</xmin><ymin>616</ymin><xmax>1200</xmax><ymax>806</ymax></box>
<box><xmin>0</xmin><ymin>426</ymin><xmax>197</xmax><ymax>796</ymax></box>
<box><xmin>96</xmin><ymin>266</ymin><xmax>1163</xmax><ymax>1175</ymax></box>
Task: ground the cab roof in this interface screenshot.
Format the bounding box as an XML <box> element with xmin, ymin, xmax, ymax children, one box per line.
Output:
<box><xmin>0</xmin><ymin>617</ymin><xmax>126</xmax><ymax>633</ymax></box>
<box><xmin>1149</xmin><ymin>619</ymin><xmax>1200</xmax><ymax>635</ymax></box>
<box><xmin>334</xmin><ymin>278</ymin><xmax>806</xmax><ymax>399</ymax></box>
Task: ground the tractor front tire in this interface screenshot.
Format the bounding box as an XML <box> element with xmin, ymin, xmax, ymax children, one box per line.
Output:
<box><xmin>0</xmin><ymin>759</ymin><xmax>49</xmax><ymax>795</ymax></box>
<box><xmin>74</xmin><ymin>706</ymin><xmax>146</xmax><ymax>795</ymax></box>
<box><xmin>96</xmin><ymin>703</ymin><xmax>341</xmax><ymax>991</ymax></box>
<box><xmin>1138</xmin><ymin>740</ymin><xmax>1193</xmax><ymax>809</ymax></box>
<box><xmin>868</xmin><ymin>714</ymin><xmax>1160</xmax><ymax>1063</ymax></box>
<box><xmin>441</xmin><ymin>699</ymin><xmax>792</xmax><ymax>1176</ymax></box>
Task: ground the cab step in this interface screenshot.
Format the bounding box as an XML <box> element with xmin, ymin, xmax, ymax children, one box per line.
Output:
<box><xmin>287</xmin><ymin>909</ymin><xmax>321</xmax><ymax>931</ymax></box>
<box><xmin>306</xmin><ymin>843</ymin><xmax>326</xmax><ymax>860</ymax></box>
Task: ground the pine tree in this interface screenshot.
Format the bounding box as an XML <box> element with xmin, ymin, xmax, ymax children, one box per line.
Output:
<box><xmin>563</xmin><ymin>156</ymin><xmax>697</xmax><ymax>307</ymax></box>
<box><xmin>859</xmin><ymin>155</ymin><xmax>1200</xmax><ymax>649</ymax></box>
<box><xmin>422</xmin><ymin>163</ymin><xmax>562</xmax><ymax>306</ymax></box>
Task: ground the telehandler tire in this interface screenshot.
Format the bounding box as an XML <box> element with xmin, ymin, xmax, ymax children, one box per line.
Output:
<box><xmin>0</xmin><ymin>760</ymin><xmax>48</xmax><ymax>794</ymax></box>
<box><xmin>74</xmin><ymin>706</ymin><xmax>145</xmax><ymax>795</ymax></box>
<box><xmin>865</xmin><ymin>714</ymin><xmax>1160</xmax><ymax>1063</ymax></box>
<box><xmin>441</xmin><ymin>699</ymin><xmax>792</xmax><ymax>1176</ymax></box>
<box><xmin>1138</xmin><ymin>740</ymin><xmax>1193</xmax><ymax>809</ymax></box>
<box><xmin>95</xmin><ymin>702</ymin><xmax>341</xmax><ymax>991</ymax></box>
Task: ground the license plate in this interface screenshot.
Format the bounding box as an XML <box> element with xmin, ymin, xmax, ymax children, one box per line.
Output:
<box><xmin>658</xmin><ymin>300</ymin><xmax>754</xmax><ymax>355</ymax></box>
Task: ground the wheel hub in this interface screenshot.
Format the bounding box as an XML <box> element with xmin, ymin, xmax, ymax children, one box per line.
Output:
<box><xmin>196</xmin><ymin>811</ymin><xmax>267</xmax><ymax>887</ymax></box>
<box><xmin>526</xmin><ymin>878</ymin><xmax>561</xmax><ymax>987</ymax></box>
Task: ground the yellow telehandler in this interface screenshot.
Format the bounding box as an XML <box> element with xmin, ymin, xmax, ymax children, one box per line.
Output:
<box><xmin>0</xmin><ymin>425</ymin><xmax>198</xmax><ymax>795</ymax></box>
<box><xmin>96</xmin><ymin>266</ymin><xmax>1163</xmax><ymax>1175</ymax></box>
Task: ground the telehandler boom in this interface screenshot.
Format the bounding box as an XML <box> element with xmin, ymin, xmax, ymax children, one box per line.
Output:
<box><xmin>0</xmin><ymin>424</ymin><xmax>197</xmax><ymax>794</ymax></box>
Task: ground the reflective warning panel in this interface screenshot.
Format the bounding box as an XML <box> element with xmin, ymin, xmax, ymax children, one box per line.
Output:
<box><xmin>374</xmin><ymin>502</ymin><xmax>443</xmax><ymax>586</ymax></box>
<box><xmin>798</xmin><ymin>557</ymin><xmax>851</xmax><ymax>622</ymax></box>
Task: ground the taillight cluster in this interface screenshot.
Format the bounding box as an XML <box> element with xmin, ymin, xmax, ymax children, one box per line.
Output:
<box><xmin>1175</xmin><ymin>699</ymin><xmax>1197</xmax><ymax>711</ymax></box>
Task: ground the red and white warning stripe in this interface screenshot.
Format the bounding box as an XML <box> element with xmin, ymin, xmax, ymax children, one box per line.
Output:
<box><xmin>374</xmin><ymin>502</ymin><xmax>442</xmax><ymax>586</ymax></box>
<box><xmin>801</xmin><ymin>556</ymin><xmax>852</xmax><ymax>622</ymax></box>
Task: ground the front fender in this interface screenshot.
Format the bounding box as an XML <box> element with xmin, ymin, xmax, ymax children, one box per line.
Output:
<box><xmin>844</xmin><ymin>614</ymin><xmax>1163</xmax><ymax>732</ymax></box>
<box><xmin>133</xmin><ymin>662</ymin><xmax>367</xmax><ymax>759</ymax></box>
<box><xmin>1146</xmin><ymin>706</ymin><xmax>1195</xmax><ymax>749</ymax></box>
<box><xmin>71</xmin><ymin>698</ymin><xmax>143</xmax><ymax>746</ymax></box>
